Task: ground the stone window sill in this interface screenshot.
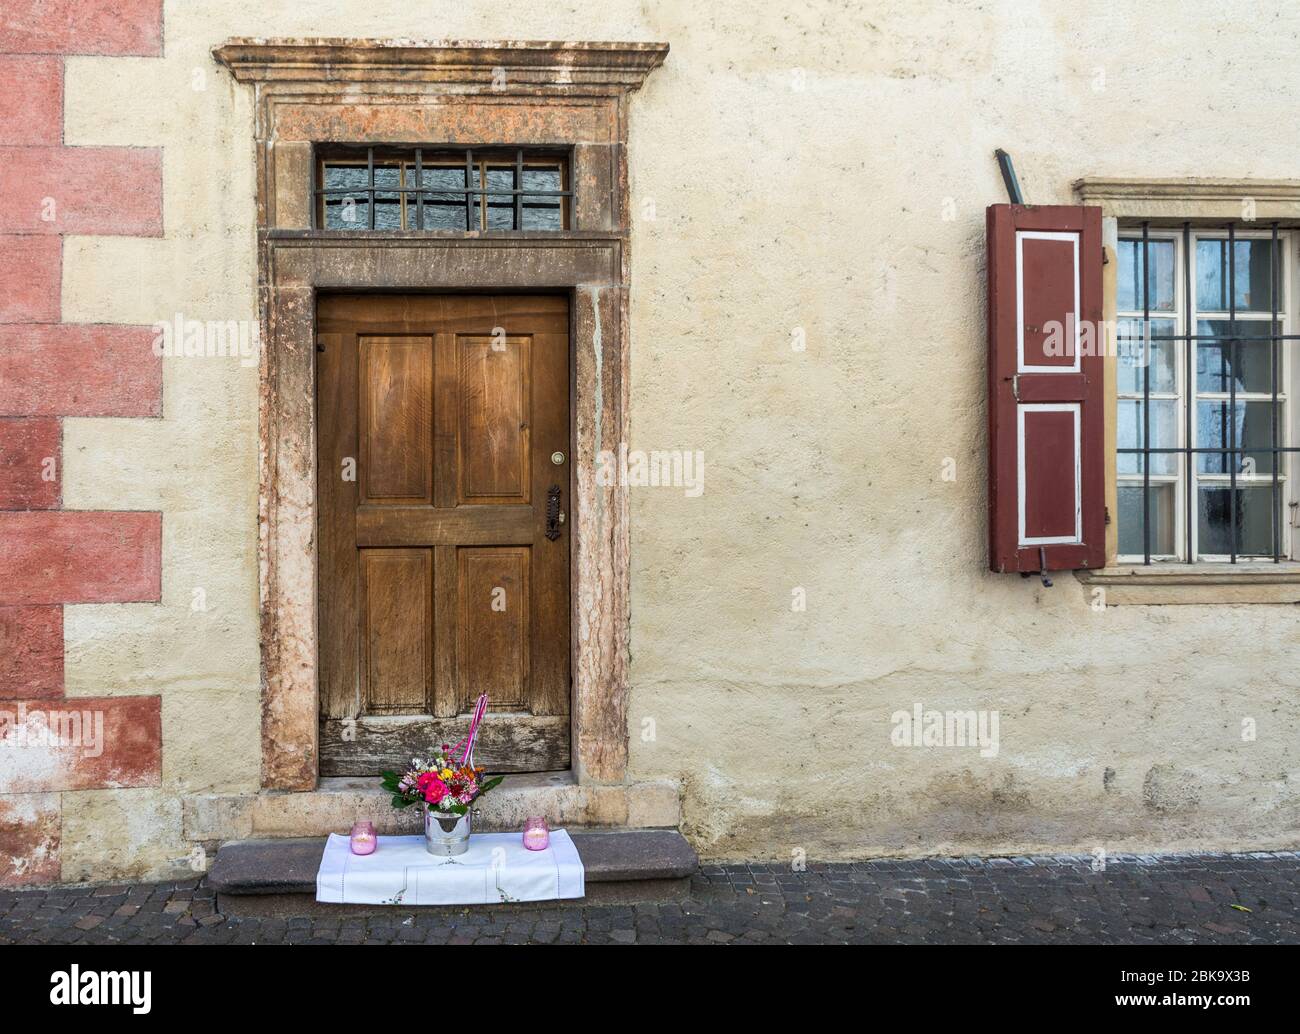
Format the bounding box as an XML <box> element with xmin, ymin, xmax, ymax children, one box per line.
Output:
<box><xmin>1076</xmin><ymin>563</ymin><xmax>1300</xmax><ymax>605</ymax></box>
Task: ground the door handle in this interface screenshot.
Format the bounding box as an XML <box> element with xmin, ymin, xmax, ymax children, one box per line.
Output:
<box><xmin>545</xmin><ymin>484</ymin><xmax>564</xmax><ymax>540</ymax></box>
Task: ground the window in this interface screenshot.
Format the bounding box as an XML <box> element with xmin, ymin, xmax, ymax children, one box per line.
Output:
<box><xmin>315</xmin><ymin>147</ymin><xmax>570</xmax><ymax>231</ymax></box>
<box><xmin>1117</xmin><ymin>223</ymin><xmax>1297</xmax><ymax>563</ymax></box>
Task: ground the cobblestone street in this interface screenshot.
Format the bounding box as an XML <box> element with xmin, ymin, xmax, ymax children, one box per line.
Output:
<box><xmin>3</xmin><ymin>852</ymin><xmax>1298</xmax><ymax>945</ymax></box>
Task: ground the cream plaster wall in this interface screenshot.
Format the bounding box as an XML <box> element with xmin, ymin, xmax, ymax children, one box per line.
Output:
<box><xmin>58</xmin><ymin>0</ymin><xmax>1299</xmax><ymax>877</ymax></box>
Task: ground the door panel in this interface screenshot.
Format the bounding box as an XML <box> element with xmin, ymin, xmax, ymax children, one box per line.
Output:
<box><xmin>359</xmin><ymin>336</ymin><xmax>433</xmax><ymax>505</ymax></box>
<box><xmin>457</xmin><ymin>335</ymin><xmax>530</xmax><ymax>503</ymax></box>
<box><xmin>359</xmin><ymin>548</ymin><xmax>432</xmax><ymax>714</ymax></box>
<box><xmin>456</xmin><ymin>546</ymin><xmax>530</xmax><ymax>712</ymax></box>
<box><xmin>317</xmin><ymin>294</ymin><xmax>570</xmax><ymax>775</ymax></box>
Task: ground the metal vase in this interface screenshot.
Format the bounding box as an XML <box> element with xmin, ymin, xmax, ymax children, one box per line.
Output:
<box><xmin>423</xmin><ymin>805</ymin><xmax>471</xmax><ymax>856</ymax></box>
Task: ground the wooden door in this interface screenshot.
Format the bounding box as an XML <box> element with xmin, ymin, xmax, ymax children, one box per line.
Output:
<box><xmin>316</xmin><ymin>295</ymin><xmax>570</xmax><ymax>774</ymax></box>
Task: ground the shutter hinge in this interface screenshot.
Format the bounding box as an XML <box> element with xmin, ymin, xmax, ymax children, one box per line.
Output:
<box><xmin>1104</xmin><ymin>506</ymin><xmax>1111</xmax><ymax>526</ymax></box>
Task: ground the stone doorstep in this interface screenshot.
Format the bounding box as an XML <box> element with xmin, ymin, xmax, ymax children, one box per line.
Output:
<box><xmin>219</xmin><ymin>878</ymin><xmax>690</xmax><ymax>917</ymax></box>
<box><xmin>184</xmin><ymin>773</ymin><xmax>681</xmax><ymax>842</ymax></box>
<box><xmin>209</xmin><ymin>830</ymin><xmax>698</xmax><ymax>914</ymax></box>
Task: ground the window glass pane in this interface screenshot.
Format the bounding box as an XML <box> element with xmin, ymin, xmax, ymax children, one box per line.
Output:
<box><xmin>1198</xmin><ymin>485</ymin><xmax>1278</xmax><ymax>556</ymax></box>
<box><xmin>1195</xmin><ymin>400</ymin><xmax>1280</xmax><ymax>474</ymax></box>
<box><xmin>322</xmin><ymin>164</ymin><xmax>368</xmax><ymax>193</ymax></box>
<box><xmin>408</xmin><ymin>165</ymin><xmax>473</xmax><ymax>230</ymax></box>
<box><xmin>321</xmin><ymin>164</ymin><xmax>369</xmax><ymax>228</ymax></box>
<box><xmin>522</xmin><ymin>166</ymin><xmax>563</xmax><ymax>230</ymax></box>
<box><xmin>1117</xmin><ymin>318</ymin><xmax>1176</xmax><ymax>394</ymax></box>
<box><xmin>1117</xmin><ymin>399</ymin><xmax>1178</xmax><ymax>475</ymax></box>
<box><xmin>1118</xmin><ymin>483</ymin><xmax>1177</xmax><ymax>556</ymax></box>
<box><xmin>373</xmin><ymin>164</ymin><xmax>402</xmax><ymax>230</ymax></box>
<box><xmin>1196</xmin><ymin>238</ymin><xmax>1278</xmax><ymax>313</ymax></box>
<box><xmin>1117</xmin><ymin>238</ymin><xmax>1176</xmax><ymax>313</ymax></box>
<box><xmin>1195</xmin><ymin>319</ymin><xmax>1278</xmax><ymax>394</ymax></box>
<box><xmin>485</xmin><ymin>166</ymin><xmax>516</xmax><ymax>229</ymax></box>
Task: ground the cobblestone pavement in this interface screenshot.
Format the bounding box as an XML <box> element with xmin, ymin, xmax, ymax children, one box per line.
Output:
<box><xmin>2</xmin><ymin>852</ymin><xmax>1298</xmax><ymax>945</ymax></box>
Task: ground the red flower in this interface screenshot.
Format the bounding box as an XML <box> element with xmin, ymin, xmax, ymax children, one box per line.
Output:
<box><xmin>416</xmin><ymin>772</ymin><xmax>448</xmax><ymax>804</ymax></box>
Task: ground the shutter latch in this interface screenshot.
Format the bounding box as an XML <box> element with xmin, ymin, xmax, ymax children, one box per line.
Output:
<box><xmin>1019</xmin><ymin>546</ymin><xmax>1054</xmax><ymax>587</ymax></box>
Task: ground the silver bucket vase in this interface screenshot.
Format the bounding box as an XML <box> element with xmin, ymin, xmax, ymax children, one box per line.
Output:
<box><xmin>423</xmin><ymin>806</ymin><xmax>471</xmax><ymax>856</ymax></box>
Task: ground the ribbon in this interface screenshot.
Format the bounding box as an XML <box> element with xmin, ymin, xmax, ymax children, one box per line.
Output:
<box><xmin>460</xmin><ymin>693</ymin><xmax>489</xmax><ymax>767</ymax></box>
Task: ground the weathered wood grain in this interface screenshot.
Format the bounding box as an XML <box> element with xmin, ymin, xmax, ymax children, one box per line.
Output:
<box><xmin>319</xmin><ymin>714</ymin><xmax>569</xmax><ymax>774</ymax></box>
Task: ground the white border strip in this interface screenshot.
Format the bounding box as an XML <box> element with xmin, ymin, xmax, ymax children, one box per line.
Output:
<box><xmin>1018</xmin><ymin>403</ymin><xmax>1082</xmax><ymax>546</ymax></box>
<box><xmin>1016</xmin><ymin>230</ymin><xmax>1081</xmax><ymax>373</ymax></box>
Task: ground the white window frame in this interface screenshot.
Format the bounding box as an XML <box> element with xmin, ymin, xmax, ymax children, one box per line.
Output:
<box><xmin>1116</xmin><ymin>226</ymin><xmax>1296</xmax><ymax>563</ymax></box>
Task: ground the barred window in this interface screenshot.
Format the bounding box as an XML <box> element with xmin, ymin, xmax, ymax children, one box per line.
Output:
<box><xmin>1117</xmin><ymin>223</ymin><xmax>1297</xmax><ymax>562</ymax></box>
<box><xmin>315</xmin><ymin>147</ymin><xmax>570</xmax><ymax>231</ymax></box>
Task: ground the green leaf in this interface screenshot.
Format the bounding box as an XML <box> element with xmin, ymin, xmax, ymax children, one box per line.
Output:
<box><xmin>391</xmin><ymin>795</ymin><xmax>415</xmax><ymax>809</ymax></box>
<box><xmin>479</xmin><ymin>775</ymin><xmax>504</xmax><ymax>793</ymax></box>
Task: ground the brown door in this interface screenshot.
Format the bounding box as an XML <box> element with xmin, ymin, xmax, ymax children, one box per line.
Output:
<box><xmin>316</xmin><ymin>294</ymin><xmax>570</xmax><ymax>774</ymax></box>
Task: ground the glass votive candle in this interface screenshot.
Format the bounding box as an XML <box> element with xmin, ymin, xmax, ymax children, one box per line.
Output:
<box><xmin>522</xmin><ymin>817</ymin><xmax>550</xmax><ymax>852</ymax></box>
<box><xmin>350</xmin><ymin>820</ymin><xmax>377</xmax><ymax>856</ymax></box>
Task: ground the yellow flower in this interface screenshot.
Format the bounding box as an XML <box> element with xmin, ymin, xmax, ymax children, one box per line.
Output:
<box><xmin>440</xmin><ymin>769</ymin><xmax>452</xmax><ymax>780</ymax></box>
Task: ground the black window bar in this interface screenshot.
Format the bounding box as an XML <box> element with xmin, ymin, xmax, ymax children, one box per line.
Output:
<box><xmin>1118</xmin><ymin>220</ymin><xmax>1298</xmax><ymax>564</ymax></box>
<box><xmin>314</xmin><ymin>146</ymin><xmax>572</xmax><ymax>231</ymax></box>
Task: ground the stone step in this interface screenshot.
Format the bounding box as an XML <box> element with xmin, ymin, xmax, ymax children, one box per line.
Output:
<box><xmin>210</xmin><ymin>829</ymin><xmax>698</xmax><ymax>915</ymax></box>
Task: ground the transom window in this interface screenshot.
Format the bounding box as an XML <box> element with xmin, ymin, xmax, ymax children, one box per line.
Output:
<box><xmin>1117</xmin><ymin>223</ymin><xmax>1298</xmax><ymax>563</ymax></box>
<box><xmin>315</xmin><ymin>147</ymin><xmax>570</xmax><ymax>231</ymax></box>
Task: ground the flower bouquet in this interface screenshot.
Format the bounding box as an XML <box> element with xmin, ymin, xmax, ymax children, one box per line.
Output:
<box><xmin>380</xmin><ymin>694</ymin><xmax>502</xmax><ymax>855</ymax></box>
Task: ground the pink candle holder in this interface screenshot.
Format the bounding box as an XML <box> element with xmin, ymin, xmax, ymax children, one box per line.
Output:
<box><xmin>522</xmin><ymin>817</ymin><xmax>550</xmax><ymax>852</ymax></box>
<box><xmin>349</xmin><ymin>820</ymin><xmax>377</xmax><ymax>856</ymax></box>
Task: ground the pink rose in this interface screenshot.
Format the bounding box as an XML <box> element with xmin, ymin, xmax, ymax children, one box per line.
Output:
<box><xmin>416</xmin><ymin>772</ymin><xmax>447</xmax><ymax>804</ymax></box>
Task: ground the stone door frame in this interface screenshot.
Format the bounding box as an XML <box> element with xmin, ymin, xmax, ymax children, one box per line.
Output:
<box><xmin>213</xmin><ymin>39</ymin><xmax>668</xmax><ymax>792</ymax></box>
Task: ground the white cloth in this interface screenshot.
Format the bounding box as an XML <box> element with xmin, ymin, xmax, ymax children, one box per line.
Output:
<box><xmin>315</xmin><ymin>830</ymin><xmax>585</xmax><ymax>905</ymax></box>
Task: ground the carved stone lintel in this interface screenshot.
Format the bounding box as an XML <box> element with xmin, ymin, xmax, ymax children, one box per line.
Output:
<box><xmin>213</xmin><ymin>38</ymin><xmax>669</xmax><ymax>91</ymax></box>
<box><xmin>1073</xmin><ymin>177</ymin><xmax>1300</xmax><ymax>221</ymax></box>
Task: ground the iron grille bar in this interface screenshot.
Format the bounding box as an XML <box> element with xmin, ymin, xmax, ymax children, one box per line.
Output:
<box><xmin>1142</xmin><ymin>221</ymin><xmax>1151</xmax><ymax>565</ymax></box>
<box><xmin>514</xmin><ymin>148</ymin><xmax>524</xmax><ymax>230</ymax></box>
<box><xmin>464</xmin><ymin>148</ymin><xmax>474</xmax><ymax>231</ymax></box>
<box><xmin>367</xmin><ymin>147</ymin><xmax>375</xmax><ymax>231</ymax></box>
<box><xmin>1116</xmin><ymin>332</ymin><xmax>1300</xmax><ymax>341</ymax></box>
<box><xmin>316</xmin><ymin>186</ymin><xmax>571</xmax><ymax>198</ymax></box>
<box><xmin>1184</xmin><ymin>222</ymin><xmax>1193</xmax><ymax>564</ymax></box>
<box><xmin>1228</xmin><ymin>222</ymin><xmax>1238</xmax><ymax>563</ymax></box>
<box><xmin>414</xmin><ymin>148</ymin><xmax>424</xmax><ymax>231</ymax></box>
<box><xmin>1120</xmin><ymin>446</ymin><xmax>1300</xmax><ymax>453</ymax></box>
<box><xmin>1273</xmin><ymin>221</ymin><xmax>1282</xmax><ymax>562</ymax></box>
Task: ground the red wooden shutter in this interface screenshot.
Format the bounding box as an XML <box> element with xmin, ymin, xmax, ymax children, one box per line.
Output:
<box><xmin>987</xmin><ymin>204</ymin><xmax>1105</xmax><ymax>573</ymax></box>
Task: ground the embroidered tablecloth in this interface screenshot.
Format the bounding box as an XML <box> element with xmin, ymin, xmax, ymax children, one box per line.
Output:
<box><xmin>315</xmin><ymin>830</ymin><xmax>585</xmax><ymax>905</ymax></box>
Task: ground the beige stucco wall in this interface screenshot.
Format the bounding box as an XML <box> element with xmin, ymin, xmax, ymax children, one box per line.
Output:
<box><xmin>57</xmin><ymin>0</ymin><xmax>1298</xmax><ymax>879</ymax></box>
